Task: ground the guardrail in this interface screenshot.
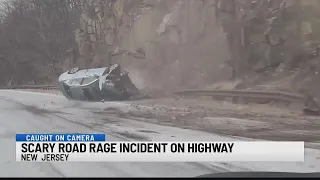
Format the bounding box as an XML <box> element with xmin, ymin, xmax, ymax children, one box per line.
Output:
<box><xmin>0</xmin><ymin>85</ymin><xmax>59</xmax><ymax>90</ymax></box>
<box><xmin>0</xmin><ymin>85</ymin><xmax>306</xmax><ymax>104</ymax></box>
<box><xmin>173</xmin><ymin>89</ymin><xmax>305</xmax><ymax>103</ymax></box>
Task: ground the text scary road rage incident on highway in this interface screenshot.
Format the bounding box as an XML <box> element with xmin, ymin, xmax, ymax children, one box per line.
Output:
<box><xmin>15</xmin><ymin>134</ymin><xmax>305</xmax><ymax>162</ymax></box>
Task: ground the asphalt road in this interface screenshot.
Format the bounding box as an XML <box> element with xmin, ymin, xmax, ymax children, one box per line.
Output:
<box><xmin>0</xmin><ymin>90</ymin><xmax>319</xmax><ymax>177</ymax></box>
<box><xmin>0</xmin><ymin>97</ymin><xmax>217</xmax><ymax>177</ymax></box>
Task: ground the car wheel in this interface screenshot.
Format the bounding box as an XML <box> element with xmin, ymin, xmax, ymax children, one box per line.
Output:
<box><xmin>68</xmin><ymin>67</ymin><xmax>79</xmax><ymax>74</ymax></box>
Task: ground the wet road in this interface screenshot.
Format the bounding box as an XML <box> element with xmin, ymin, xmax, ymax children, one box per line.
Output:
<box><xmin>0</xmin><ymin>97</ymin><xmax>216</xmax><ymax>177</ymax></box>
<box><xmin>0</xmin><ymin>90</ymin><xmax>319</xmax><ymax>177</ymax></box>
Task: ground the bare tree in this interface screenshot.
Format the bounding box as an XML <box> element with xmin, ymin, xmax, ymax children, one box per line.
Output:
<box><xmin>0</xmin><ymin>0</ymin><xmax>86</xmax><ymax>85</ymax></box>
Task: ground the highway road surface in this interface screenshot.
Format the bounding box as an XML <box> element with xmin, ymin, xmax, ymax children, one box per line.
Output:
<box><xmin>0</xmin><ymin>90</ymin><xmax>319</xmax><ymax>177</ymax></box>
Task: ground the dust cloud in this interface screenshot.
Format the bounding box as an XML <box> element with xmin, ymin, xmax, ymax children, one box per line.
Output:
<box><xmin>117</xmin><ymin>0</ymin><xmax>232</xmax><ymax>95</ymax></box>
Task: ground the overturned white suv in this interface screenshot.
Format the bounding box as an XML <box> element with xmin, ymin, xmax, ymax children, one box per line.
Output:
<box><xmin>58</xmin><ymin>64</ymin><xmax>139</xmax><ymax>101</ymax></box>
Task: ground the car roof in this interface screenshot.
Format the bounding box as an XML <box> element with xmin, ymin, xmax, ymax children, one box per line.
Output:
<box><xmin>59</xmin><ymin>67</ymin><xmax>108</xmax><ymax>82</ymax></box>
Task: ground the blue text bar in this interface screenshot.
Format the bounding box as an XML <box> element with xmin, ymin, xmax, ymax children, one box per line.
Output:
<box><xmin>16</xmin><ymin>134</ymin><xmax>106</xmax><ymax>142</ymax></box>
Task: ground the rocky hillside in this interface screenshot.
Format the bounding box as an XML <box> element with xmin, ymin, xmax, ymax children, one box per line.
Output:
<box><xmin>75</xmin><ymin>0</ymin><xmax>320</xmax><ymax>97</ymax></box>
<box><xmin>74</xmin><ymin>0</ymin><xmax>232</xmax><ymax>92</ymax></box>
<box><xmin>214</xmin><ymin>0</ymin><xmax>320</xmax><ymax>103</ymax></box>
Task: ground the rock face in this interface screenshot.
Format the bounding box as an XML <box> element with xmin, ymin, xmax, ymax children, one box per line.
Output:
<box><xmin>75</xmin><ymin>0</ymin><xmax>320</xmax><ymax>101</ymax></box>
<box><xmin>214</xmin><ymin>0</ymin><xmax>320</xmax><ymax>110</ymax></box>
<box><xmin>218</xmin><ymin>1</ymin><xmax>320</xmax><ymax>71</ymax></box>
<box><xmin>74</xmin><ymin>0</ymin><xmax>231</xmax><ymax>92</ymax></box>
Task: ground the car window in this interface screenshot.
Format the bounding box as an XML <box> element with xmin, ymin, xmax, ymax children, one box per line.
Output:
<box><xmin>70</xmin><ymin>78</ymin><xmax>83</xmax><ymax>85</ymax></box>
<box><xmin>81</xmin><ymin>77</ymin><xmax>98</xmax><ymax>85</ymax></box>
<box><xmin>86</xmin><ymin>68</ymin><xmax>108</xmax><ymax>76</ymax></box>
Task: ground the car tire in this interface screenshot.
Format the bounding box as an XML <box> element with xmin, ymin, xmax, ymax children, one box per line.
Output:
<box><xmin>68</xmin><ymin>67</ymin><xmax>79</xmax><ymax>74</ymax></box>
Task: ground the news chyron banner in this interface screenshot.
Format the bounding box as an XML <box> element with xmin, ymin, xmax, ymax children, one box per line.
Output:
<box><xmin>16</xmin><ymin>134</ymin><xmax>304</xmax><ymax>162</ymax></box>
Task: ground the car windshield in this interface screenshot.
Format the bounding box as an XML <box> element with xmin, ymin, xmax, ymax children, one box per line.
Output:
<box><xmin>69</xmin><ymin>78</ymin><xmax>83</xmax><ymax>85</ymax></box>
<box><xmin>0</xmin><ymin>0</ymin><xmax>320</xmax><ymax>178</ymax></box>
<box><xmin>81</xmin><ymin>77</ymin><xmax>98</xmax><ymax>85</ymax></box>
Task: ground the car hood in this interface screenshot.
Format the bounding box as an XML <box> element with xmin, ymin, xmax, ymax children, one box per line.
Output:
<box><xmin>197</xmin><ymin>172</ymin><xmax>320</xmax><ymax>178</ymax></box>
